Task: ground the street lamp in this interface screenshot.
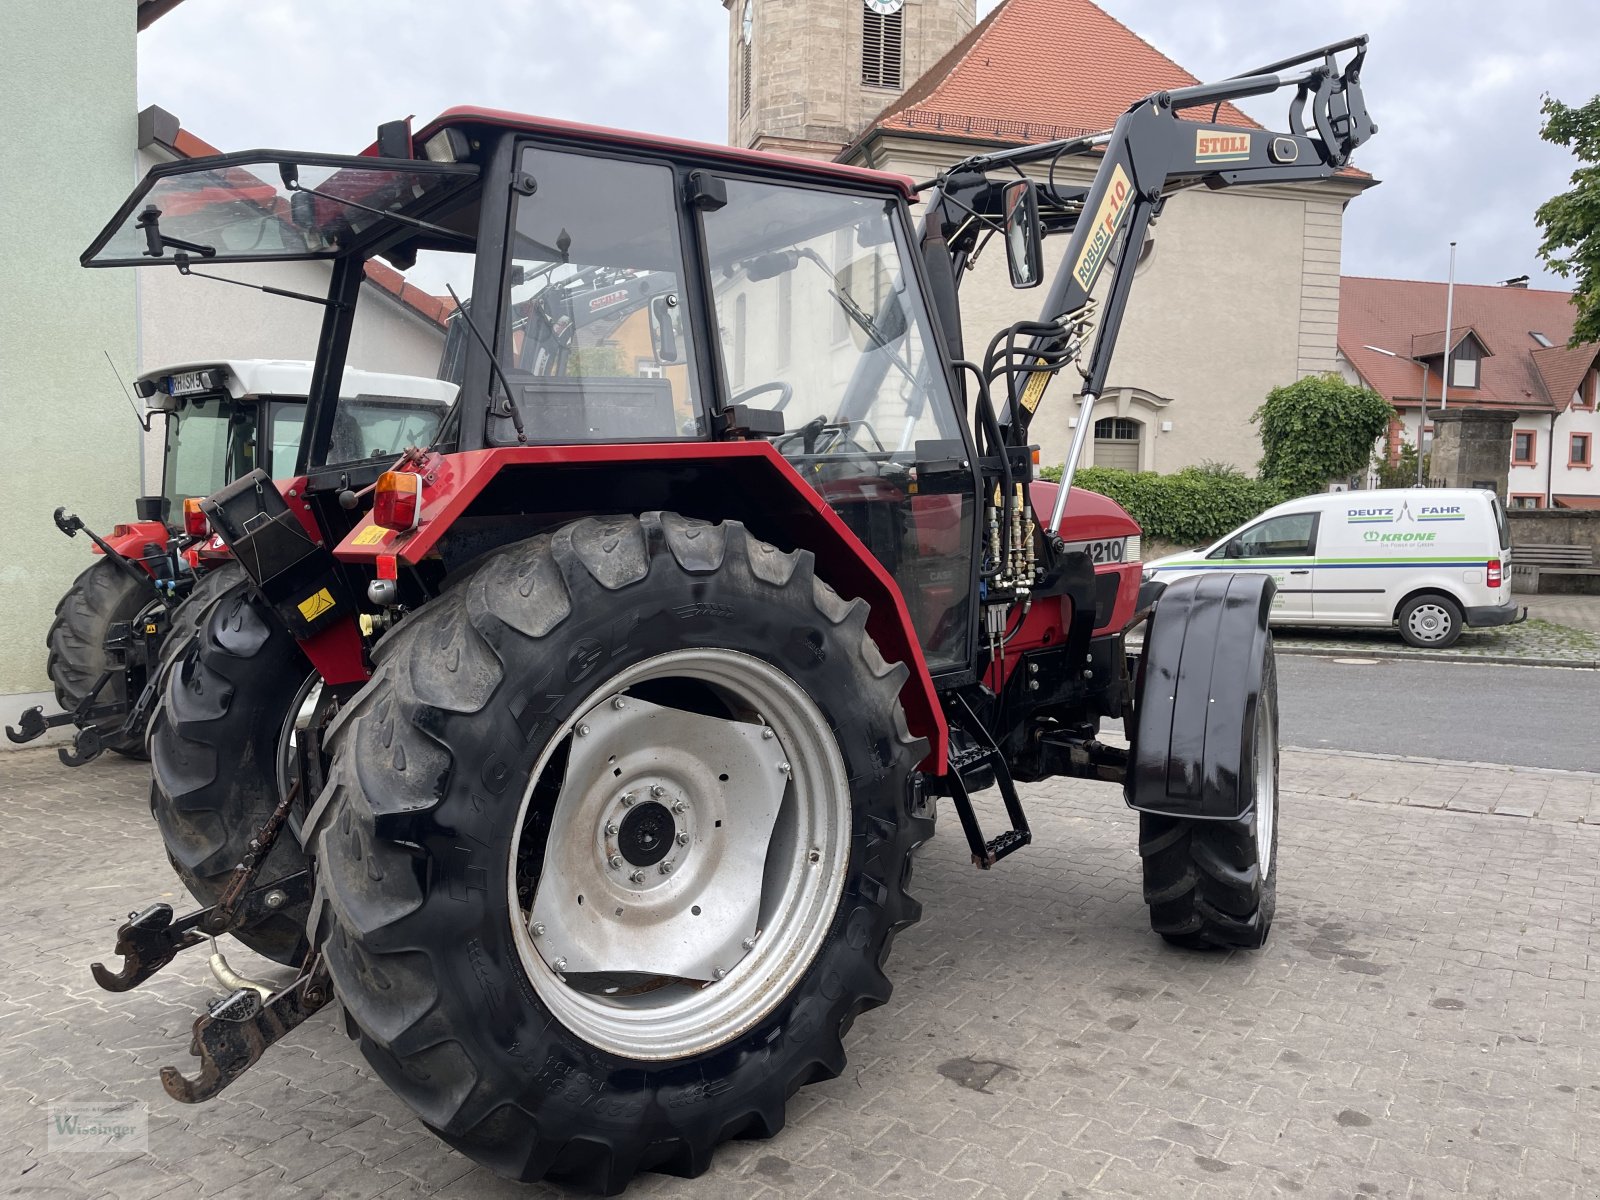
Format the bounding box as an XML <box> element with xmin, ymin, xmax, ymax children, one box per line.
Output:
<box><xmin>1363</xmin><ymin>344</ymin><xmax>1430</xmax><ymax>487</ymax></box>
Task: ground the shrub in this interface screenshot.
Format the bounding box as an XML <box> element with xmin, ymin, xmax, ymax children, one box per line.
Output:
<box><xmin>1253</xmin><ymin>373</ymin><xmax>1394</xmax><ymax>497</ymax></box>
<box><xmin>1042</xmin><ymin>463</ymin><xmax>1283</xmax><ymax>546</ymax></box>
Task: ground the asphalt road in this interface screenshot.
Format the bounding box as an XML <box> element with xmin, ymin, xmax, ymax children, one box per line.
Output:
<box><xmin>1275</xmin><ymin>653</ymin><xmax>1596</xmax><ymax>773</ymax></box>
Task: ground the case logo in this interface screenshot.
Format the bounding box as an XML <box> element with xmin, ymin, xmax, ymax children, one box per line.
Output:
<box><xmin>1196</xmin><ymin>131</ymin><xmax>1252</xmax><ymax>163</ymax></box>
<box><xmin>1072</xmin><ymin>163</ymin><xmax>1133</xmax><ymax>291</ymax></box>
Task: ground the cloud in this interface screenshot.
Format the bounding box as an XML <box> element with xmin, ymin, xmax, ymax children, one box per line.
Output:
<box><xmin>140</xmin><ymin>0</ymin><xmax>1599</xmax><ymax>291</ymax></box>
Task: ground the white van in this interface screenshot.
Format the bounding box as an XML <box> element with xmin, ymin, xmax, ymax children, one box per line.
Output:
<box><xmin>1142</xmin><ymin>488</ymin><xmax>1522</xmax><ymax>647</ymax></box>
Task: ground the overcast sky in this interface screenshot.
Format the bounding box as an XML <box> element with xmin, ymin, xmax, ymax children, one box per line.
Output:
<box><xmin>138</xmin><ymin>0</ymin><xmax>1597</xmax><ymax>292</ymax></box>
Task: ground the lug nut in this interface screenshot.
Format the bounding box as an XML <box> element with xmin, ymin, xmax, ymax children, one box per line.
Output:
<box><xmin>553</xmin><ymin>957</ymin><xmax>568</xmax><ymax>973</ymax></box>
<box><xmin>671</xmin><ymin>800</ymin><xmax>687</xmax><ymax>815</ymax></box>
<box><xmin>605</xmin><ymin>822</ymin><xmax>618</xmax><ymax>836</ymax></box>
<box><xmin>264</xmin><ymin>889</ymin><xmax>287</xmax><ymax>910</ymax></box>
<box><xmin>778</xmin><ymin>762</ymin><xmax>791</xmax><ymax>774</ymax></box>
<box><xmin>630</xmin><ymin>870</ymin><xmax>647</xmax><ymax>884</ymax></box>
<box><xmin>613</xmin><ymin>696</ymin><xmax>627</xmax><ymax>710</ymax></box>
<box><xmin>650</xmin><ymin>784</ymin><xmax>666</xmax><ymax>798</ymax></box>
<box><xmin>676</xmin><ymin>831</ymin><xmax>690</xmax><ymax>846</ymax></box>
<box><xmin>741</xmin><ymin>935</ymin><xmax>757</xmax><ymax>951</ymax></box>
<box><xmin>659</xmin><ymin>860</ymin><xmax>674</xmax><ymax>875</ymax></box>
<box><xmin>762</xmin><ymin>727</ymin><xmax>775</xmax><ymax>740</ymax></box>
<box><xmin>712</xmin><ymin>967</ymin><xmax>726</xmax><ymax>981</ymax></box>
<box><xmin>621</xmin><ymin>793</ymin><xmax>635</xmax><ymax>807</ymax></box>
<box><xmin>576</xmin><ymin>723</ymin><xmax>590</xmax><ymax>737</ymax></box>
<box><xmin>609</xmin><ymin>854</ymin><xmax>624</xmax><ymax>870</ymax></box>
<box><xmin>532</xmin><ymin>922</ymin><xmax>546</xmax><ymax>937</ymax></box>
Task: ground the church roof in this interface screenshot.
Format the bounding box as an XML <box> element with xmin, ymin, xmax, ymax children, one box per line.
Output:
<box><xmin>865</xmin><ymin>0</ymin><xmax>1259</xmax><ymax>145</ymax></box>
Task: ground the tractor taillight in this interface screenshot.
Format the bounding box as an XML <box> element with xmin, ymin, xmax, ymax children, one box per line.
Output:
<box><xmin>1487</xmin><ymin>558</ymin><xmax>1503</xmax><ymax>588</ymax></box>
<box><xmin>372</xmin><ymin>471</ymin><xmax>422</xmax><ymax>532</ymax></box>
<box><xmin>183</xmin><ymin>498</ymin><xmax>208</xmax><ymax>537</ymax></box>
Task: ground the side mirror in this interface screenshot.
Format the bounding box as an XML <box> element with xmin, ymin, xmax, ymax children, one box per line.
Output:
<box><xmin>649</xmin><ymin>294</ymin><xmax>680</xmax><ymax>365</ymax></box>
<box><xmin>1002</xmin><ymin>179</ymin><xmax>1044</xmax><ymax>290</ymax></box>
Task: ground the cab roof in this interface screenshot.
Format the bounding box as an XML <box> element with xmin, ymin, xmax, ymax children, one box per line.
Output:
<box><xmin>137</xmin><ymin>359</ymin><xmax>458</xmax><ymax>404</ymax></box>
<box><xmin>403</xmin><ymin>107</ymin><xmax>919</xmax><ymax>201</ymax></box>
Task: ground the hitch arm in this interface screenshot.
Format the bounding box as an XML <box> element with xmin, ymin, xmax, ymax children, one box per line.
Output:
<box><xmin>161</xmin><ymin>954</ymin><xmax>332</xmax><ymax>1104</ymax></box>
<box><xmin>90</xmin><ymin>871</ymin><xmax>313</xmax><ymax>992</ymax></box>
<box><xmin>53</xmin><ymin>507</ymin><xmax>173</xmax><ymax>609</ymax></box>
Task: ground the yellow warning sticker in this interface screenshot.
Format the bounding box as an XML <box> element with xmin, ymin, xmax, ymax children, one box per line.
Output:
<box><xmin>352</xmin><ymin>523</ymin><xmax>391</xmax><ymax>547</ymax></box>
<box><xmin>1018</xmin><ymin>357</ymin><xmax>1052</xmax><ymax>414</ymax></box>
<box><xmin>297</xmin><ymin>588</ymin><xmax>337</xmax><ymax>622</ymax></box>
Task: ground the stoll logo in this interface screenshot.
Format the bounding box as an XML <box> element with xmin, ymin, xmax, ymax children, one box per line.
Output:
<box><xmin>46</xmin><ymin>1101</ymin><xmax>148</xmax><ymax>1153</ymax></box>
<box><xmin>1196</xmin><ymin>130</ymin><xmax>1251</xmax><ymax>163</ymax></box>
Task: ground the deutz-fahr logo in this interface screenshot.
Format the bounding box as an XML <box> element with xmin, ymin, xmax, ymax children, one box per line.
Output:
<box><xmin>1196</xmin><ymin>131</ymin><xmax>1251</xmax><ymax>163</ymax></box>
<box><xmin>1073</xmin><ymin>163</ymin><xmax>1133</xmax><ymax>291</ymax></box>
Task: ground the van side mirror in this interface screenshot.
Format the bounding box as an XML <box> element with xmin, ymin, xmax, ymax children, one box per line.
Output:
<box><xmin>649</xmin><ymin>294</ymin><xmax>680</xmax><ymax>364</ymax></box>
<box><xmin>1002</xmin><ymin>179</ymin><xmax>1044</xmax><ymax>289</ymax></box>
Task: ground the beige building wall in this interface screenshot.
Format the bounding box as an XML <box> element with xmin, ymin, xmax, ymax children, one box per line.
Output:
<box><xmin>856</xmin><ymin>136</ymin><xmax>1363</xmax><ymax>475</ymax></box>
<box><xmin>726</xmin><ymin>0</ymin><xmax>975</xmax><ymax>158</ymax></box>
<box><xmin>0</xmin><ymin>3</ymin><xmax>139</xmax><ymax>715</ymax></box>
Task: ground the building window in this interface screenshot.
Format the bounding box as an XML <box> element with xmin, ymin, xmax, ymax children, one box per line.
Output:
<box><xmin>1512</xmin><ymin>429</ymin><xmax>1536</xmax><ymax>466</ymax></box>
<box><xmin>1572</xmin><ymin>432</ymin><xmax>1593</xmax><ymax>468</ymax></box>
<box><xmin>1092</xmin><ymin>416</ymin><xmax>1142</xmax><ymax>471</ymax></box>
<box><xmin>1530</xmin><ymin>331</ymin><xmax>1554</xmax><ymax>348</ymax></box>
<box><xmin>862</xmin><ymin>5</ymin><xmax>904</xmax><ymax>89</ymax></box>
<box><xmin>1509</xmin><ymin>494</ymin><xmax>1544</xmax><ymax>510</ymax></box>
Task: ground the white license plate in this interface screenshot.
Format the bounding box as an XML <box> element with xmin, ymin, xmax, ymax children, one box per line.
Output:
<box><xmin>166</xmin><ymin>371</ymin><xmax>210</xmax><ymax>396</ymax></box>
<box><xmin>1060</xmin><ymin>537</ymin><xmax>1128</xmax><ymax>565</ymax></box>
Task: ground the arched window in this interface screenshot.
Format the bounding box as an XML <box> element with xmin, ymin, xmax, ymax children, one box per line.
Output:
<box><xmin>862</xmin><ymin>5</ymin><xmax>904</xmax><ymax>89</ymax></box>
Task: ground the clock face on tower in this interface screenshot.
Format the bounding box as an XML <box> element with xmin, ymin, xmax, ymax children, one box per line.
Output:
<box><xmin>742</xmin><ymin>0</ymin><xmax>753</xmax><ymax>44</ymax></box>
<box><xmin>864</xmin><ymin>0</ymin><xmax>905</xmax><ymax>14</ymax></box>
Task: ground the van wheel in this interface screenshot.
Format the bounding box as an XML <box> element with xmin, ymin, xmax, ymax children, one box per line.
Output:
<box><xmin>1398</xmin><ymin>593</ymin><xmax>1462</xmax><ymax>648</ymax></box>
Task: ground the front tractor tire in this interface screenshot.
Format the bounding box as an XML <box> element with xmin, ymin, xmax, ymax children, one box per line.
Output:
<box><xmin>148</xmin><ymin>571</ymin><xmax>315</xmax><ymax>965</ymax></box>
<box><xmin>46</xmin><ymin>559</ymin><xmax>157</xmax><ymax>757</ymax></box>
<box><xmin>308</xmin><ymin>514</ymin><xmax>930</xmax><ymax>1192</ymax></box>
<box><xmin>1128</xmin><ymin>572</ymin><xmax>1279</xmax><ymax>950</ymax></box>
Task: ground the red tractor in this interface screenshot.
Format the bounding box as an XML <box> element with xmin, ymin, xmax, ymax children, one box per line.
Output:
<box><xmin>7</xmin><ymin>359</ymin><xmax>453</xmax><ymax>765</ymax></box>
<box><xmin>84</xmin><ymin>38</ymin><xmax>1372</xmax><ymax>1191</ymax></box>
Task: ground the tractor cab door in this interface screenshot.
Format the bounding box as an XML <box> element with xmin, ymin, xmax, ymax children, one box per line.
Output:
<box><xmin>697</xmin><ymin>178</ymin><xmax>979</xmax><ymax>674</ymax></box>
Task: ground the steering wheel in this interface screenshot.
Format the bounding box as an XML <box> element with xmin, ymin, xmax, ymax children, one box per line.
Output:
<box><xmin>730</xmin><ymin>381</ymin><xmax>793</xmax><ymax>412</ymax></box>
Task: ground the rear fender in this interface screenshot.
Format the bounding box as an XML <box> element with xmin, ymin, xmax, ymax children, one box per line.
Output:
<box><xmin>332</xmin><ymin>443</ymin><xmax>948</xmax><ymax>771</ymax></box>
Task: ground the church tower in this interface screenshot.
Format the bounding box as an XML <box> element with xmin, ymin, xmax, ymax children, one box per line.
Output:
<box><xmin>723</xmin><ymin>0</ymin><xmax>976</xmax><ymax>159</ymax></box>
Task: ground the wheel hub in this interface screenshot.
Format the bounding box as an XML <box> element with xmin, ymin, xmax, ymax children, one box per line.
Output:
<box><xmin>617</xmin><ymin>801</ymin><xmax>675</xmax><ymax>868</ymax></box>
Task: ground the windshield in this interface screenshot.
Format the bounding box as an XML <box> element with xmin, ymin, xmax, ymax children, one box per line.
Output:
<box><xmin>84</xmin><ymin>154</ymin><xmax>477</xmax><ymax>267</ymax></box>
<box><xmin>272</xmin><ymin>395</ymin><xmax>450</xmax><ymax>470</ymax></box>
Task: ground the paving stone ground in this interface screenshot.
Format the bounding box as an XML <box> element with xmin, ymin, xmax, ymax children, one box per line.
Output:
<box><xmin>2</xmin><ymin>744</ymin><xmax>1598</xmax><ymax>1199</ymax></box>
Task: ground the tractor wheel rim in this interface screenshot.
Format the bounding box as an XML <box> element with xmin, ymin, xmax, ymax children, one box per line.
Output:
<box><xmin>274</xmin><ymin>673</ymin><xmax>323</xmax><ymax>803</ymax></box>
<box><xmin>508</xmin><ymin>648</ymin><xmax>850</xmax><ymax>1060</ymax></box>
<box><xmin>1407</xmin><ymin>604</ymin><xmax>1449</xmax><ymax>642</ymax></box>
<box><xmin>1255</xmin><ymin>692</ymin><xmax>1276</xmax><ymax>878</ymax></box>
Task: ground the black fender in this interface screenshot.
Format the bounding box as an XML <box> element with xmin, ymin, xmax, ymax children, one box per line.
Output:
<box><xmin>1126</xmin><ymin>571</ymin><xmax>1274</xmax><ymax>820</ymax></box>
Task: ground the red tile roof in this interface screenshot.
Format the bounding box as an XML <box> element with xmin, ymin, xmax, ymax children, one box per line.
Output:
<box><xmin>168</xmin><ymin>128</ymin><xmax>453</xmax><ymax>329</ymax></box>
<box><xmin>1340</xmin><ymin>276</ymin><xmax>1598</xmax><ymax>414</ymax></box>
<box><xmin>870</xmin><ymin>0</ymin><xmax>1259</xmax><ymax>142</ymax></box>
<box><xmin>1555</xmin><ymin>494</ymin><xmax>1600</xmax><ymax>510</ymax></box>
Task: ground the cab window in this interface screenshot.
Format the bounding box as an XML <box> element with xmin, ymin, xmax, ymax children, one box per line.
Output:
<box><xmin>1211</xmin><ymin>512</ymin><xmax>1318</xmax><ymax>559</ymax></box>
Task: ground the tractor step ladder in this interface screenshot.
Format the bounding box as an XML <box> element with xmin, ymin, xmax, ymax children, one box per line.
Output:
<box><xmin>944</xmin><ymin>694</ymin><xmax>1032</xmax><ymax>869</ymax></box>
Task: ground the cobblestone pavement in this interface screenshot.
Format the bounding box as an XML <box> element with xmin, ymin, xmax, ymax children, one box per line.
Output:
<box><xmin>1271</xmin><ymin>616</ymin><xmax>1600</xmax><ymax>667</ymax></box>
<box><xmin>3</xmin><ymin>745</ymin><xmax>1598</xmax><ymax>1199</ymax></box>
<box><xmin>1518</xmin><ymin>592</ymin><xmax>1600</xmax><ymax>636</ymax></box>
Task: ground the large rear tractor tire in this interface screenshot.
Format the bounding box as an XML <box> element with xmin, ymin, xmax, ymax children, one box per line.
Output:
<box><xmin>46</xmin><ymin>559</ymin><xmax>156</xmax><ymax>758</ymax></box>
<box><xmin>308</xmin><ymin>513</ymin><xmax>930</xmax><ymax>1192</ymax></box>
<box><xmin>1128</xmin><ymin>572</ymin><xmax>1279</xmax><ymax>950</ymax></box>
<box><xmin>148</xmin><ymin>573</ymin><xmax>315</xmax><ymax>965</ymax></box>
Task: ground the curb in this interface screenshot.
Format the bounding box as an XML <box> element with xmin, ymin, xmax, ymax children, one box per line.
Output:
<box><xmin>1272</xmin><ymin>643</ymin><xmax>1600</xmax><ymax>670</ymax></box>
<box><xmin>1282</xmin><ymin>744</ymin><xmax>1600</xmax><ymax>781</ymax></box>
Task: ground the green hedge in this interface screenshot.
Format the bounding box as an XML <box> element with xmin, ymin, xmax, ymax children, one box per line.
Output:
<box><xmin>1041</xmin><ymin>463</ymin><xmax>1284</xmax><ymax>546</ymax></box>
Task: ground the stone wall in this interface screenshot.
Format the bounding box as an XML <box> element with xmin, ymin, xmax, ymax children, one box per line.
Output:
<box><xmin>1509</xmin><ymin>510</ymin><xmax>1600</xmax><ymax>596</ymax></box>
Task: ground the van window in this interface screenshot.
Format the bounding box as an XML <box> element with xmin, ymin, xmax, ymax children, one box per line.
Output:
<box><xmin>1490</xmin><ymin>494</ymin><xmax>1511</xmax><ymax>551</ymax></box>
<box><xmin>1211</xmin><ymin>512</ymin><xmax>1318</xmax><ymax>559</ymax></box>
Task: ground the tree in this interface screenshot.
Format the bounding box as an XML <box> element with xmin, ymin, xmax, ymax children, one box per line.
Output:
<box><xmin>1252</xmin><ymin>373</ymin><xmax>1394</xmax><ymax>498</ymax></box>
<box><xmin>1535</xmin><ymin>93</ymin><xmax>1600</xmax><ymax>346</ymax></box>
